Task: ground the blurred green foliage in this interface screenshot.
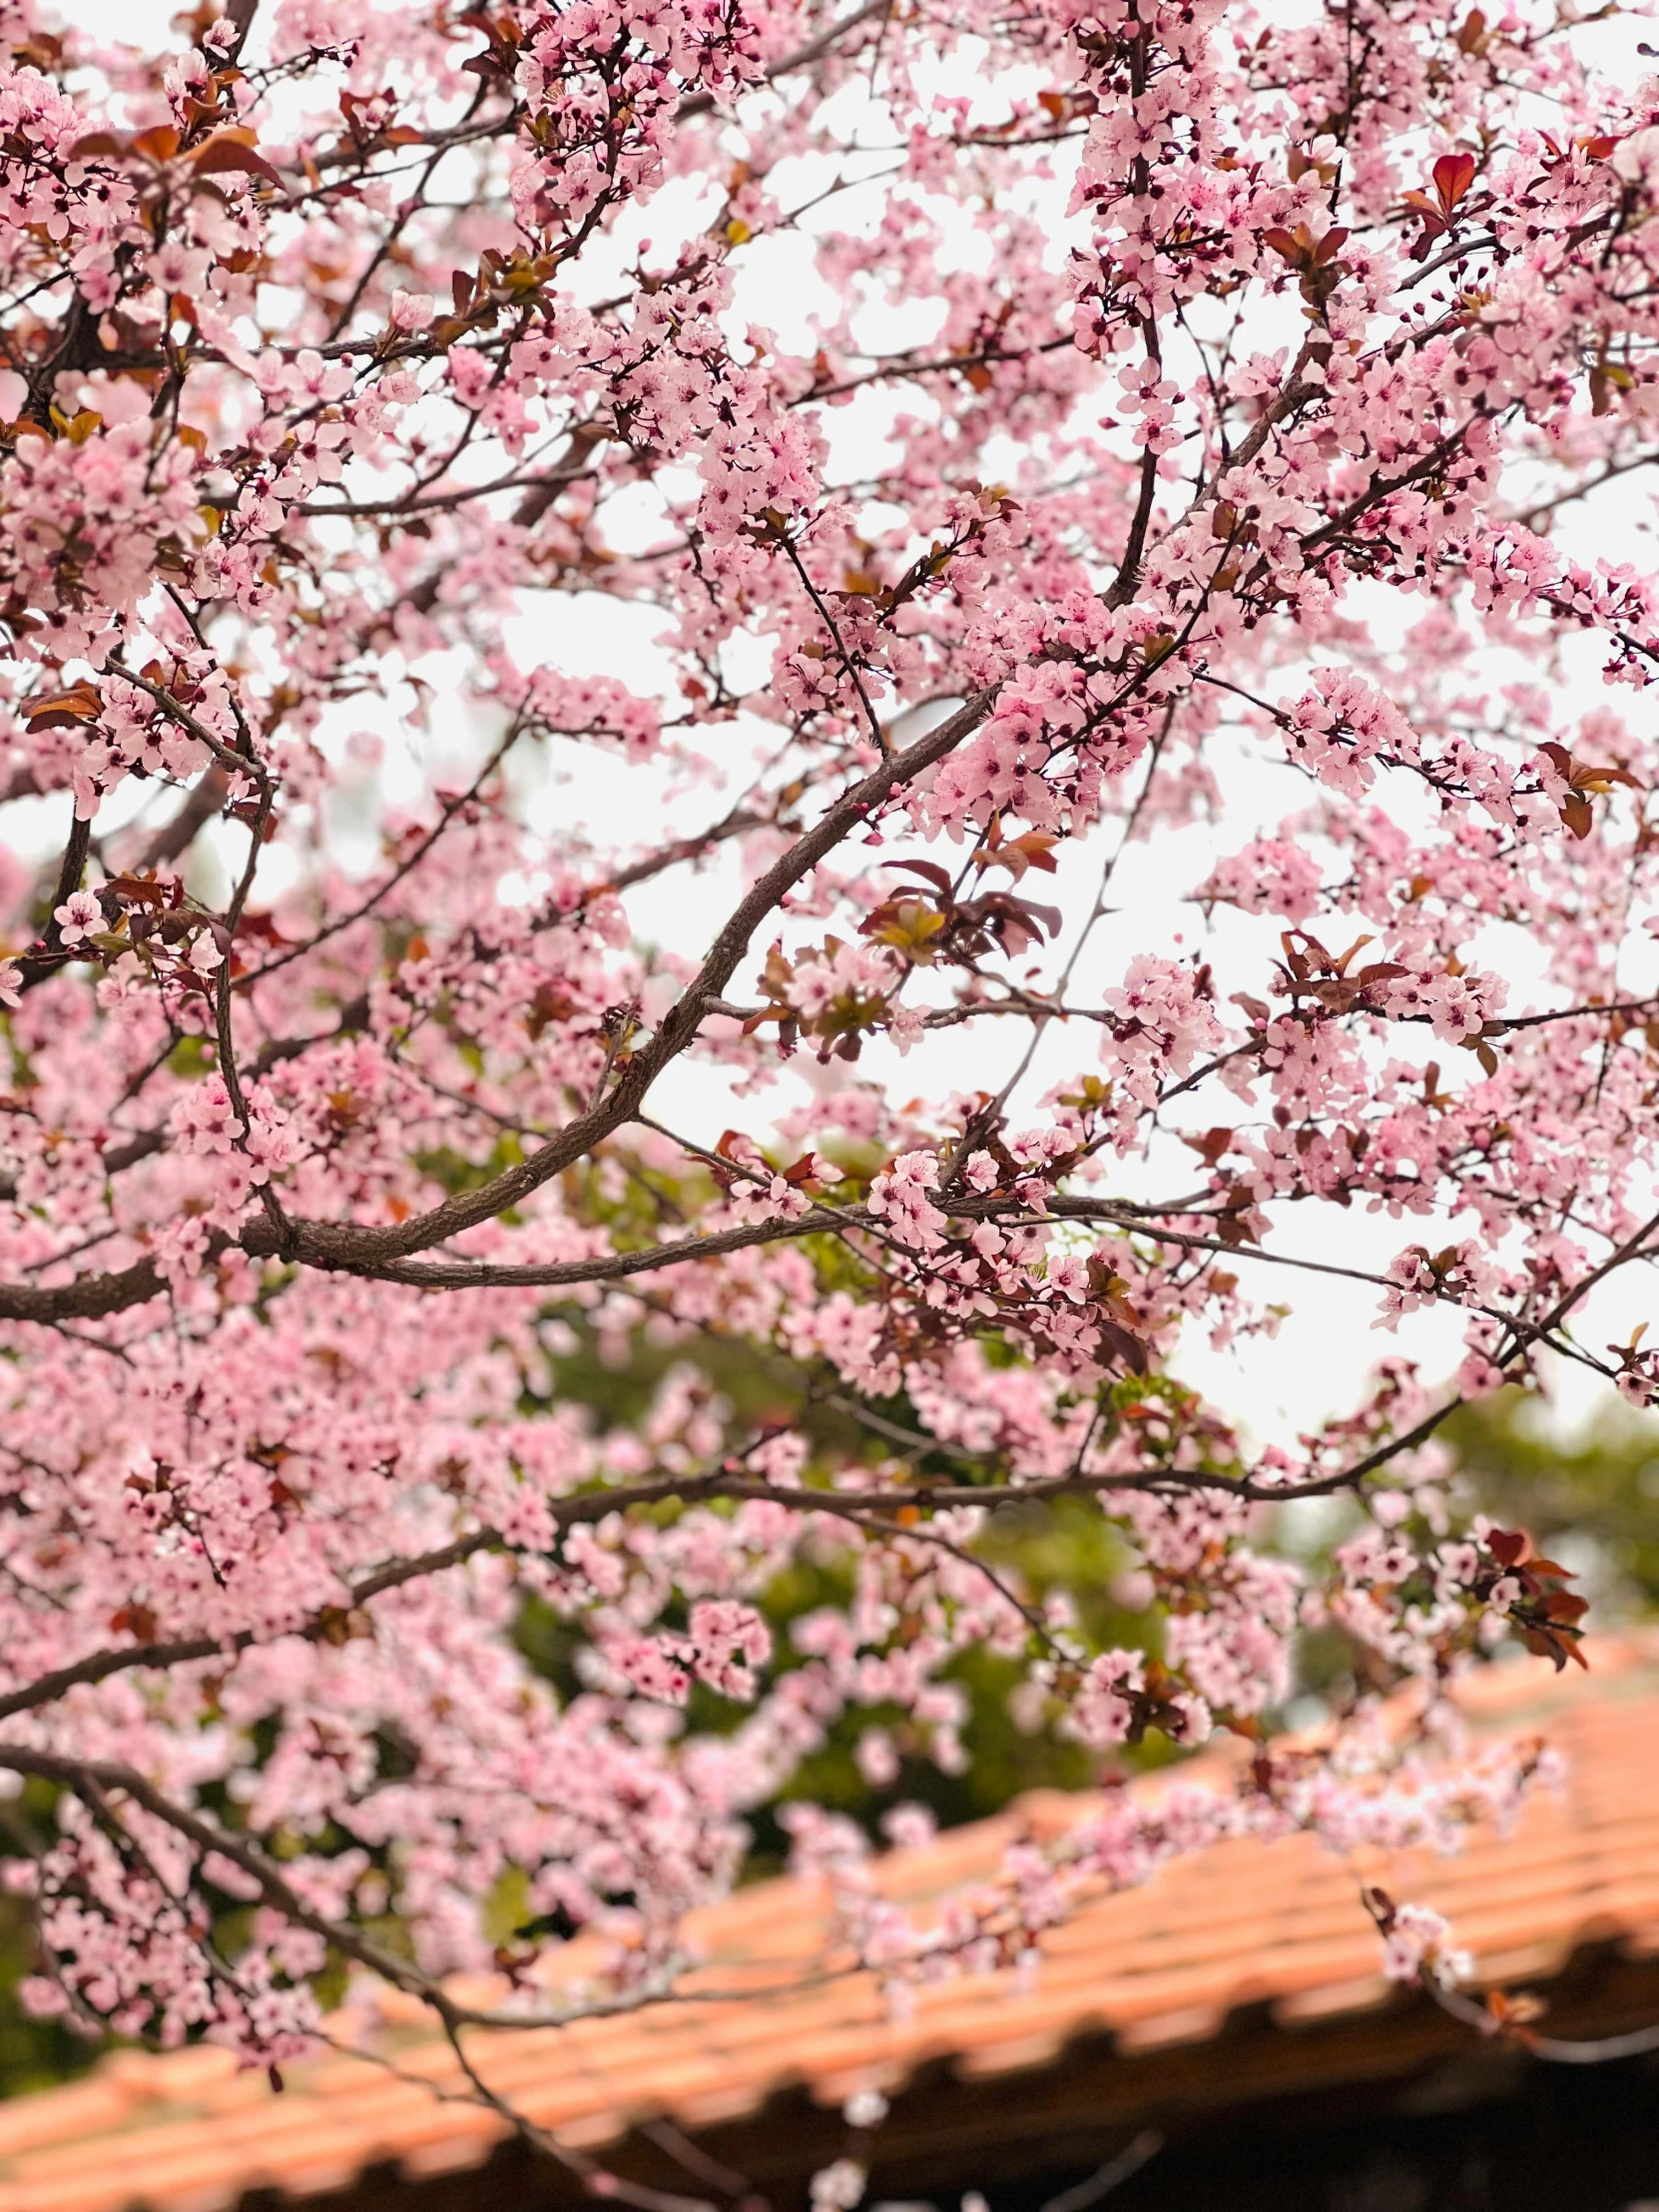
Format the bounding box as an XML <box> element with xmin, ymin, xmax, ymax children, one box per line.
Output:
<box><xmin>0</xmin><ymin>1783</ymin><xmax>100</xmax><ymax>2097</ymax></box>
<box><xmin>1440</xmin><ymin>1389</ymin><xmax>1659</xmax><ymax>1617</ymax></box>
<box><xmin>0</xmin><ymin>1905</ymin><xmax>88</xmax><ymax>2099</ymax></box>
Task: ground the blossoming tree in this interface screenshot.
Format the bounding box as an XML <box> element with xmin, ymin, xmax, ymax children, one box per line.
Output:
<box><xmin>0</xmin><ymin>0</ymin><xmax>1656</xmax><ymax>2159</ymax></box>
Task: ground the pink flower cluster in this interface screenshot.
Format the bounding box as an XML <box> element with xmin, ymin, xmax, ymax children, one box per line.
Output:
<box><xmin>0</xmin><ymin>0</ymin><xmax>1647</xmax><ymax>2120</ymax></box>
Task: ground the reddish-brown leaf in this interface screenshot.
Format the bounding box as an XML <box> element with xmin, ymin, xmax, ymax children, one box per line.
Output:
<box><xmin>191</xmin><ymin>131</ymin><xmax>283</xmax><ymax>187</ymax></box>
<box><xmin>1561</xmin><ymin>793</ymin><xmax>1593</xmax><ymax>840</ymax></box>
<box><xmin>1432</xmin><ymin>151</ymin><xmax>1476</xmax><ymax>216</ymax></box>
<box><xmin>26</xmin><ymin>686</ymin><xmax>101</xmax><ymax>728</ymax></box>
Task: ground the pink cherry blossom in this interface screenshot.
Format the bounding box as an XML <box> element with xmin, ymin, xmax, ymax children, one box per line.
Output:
<box><xmin>0</xmin><ymin>0</ymin><xmax>1646</xmax><ymax>2155</ymax></box>
<box><xmin>51</xmin><ymin>890</ymin><xmax>102</xmax><ymax>945</ymax></box>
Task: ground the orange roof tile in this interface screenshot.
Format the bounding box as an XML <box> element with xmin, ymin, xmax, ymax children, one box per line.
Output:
<box><xmin>6</xmin><ymin>1640</ymin><xmax>1659</xmax><ymax>2212</ymax></box>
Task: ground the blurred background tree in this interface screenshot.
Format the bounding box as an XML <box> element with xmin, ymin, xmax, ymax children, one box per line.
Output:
<box><xmin>1441</xmin><ymin>1390</ymin><xmax>1659</xmax><ymax>1616</ymax></box>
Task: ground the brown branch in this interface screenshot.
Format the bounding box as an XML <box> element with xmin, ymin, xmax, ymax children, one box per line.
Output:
<box><xmin>243</xmin><ymin>689</ymin><xmax>993</xmax><ymax>1272</ymax></box>
<box><xmin>0</xmin><ymin>1470</ymin><xmax>765</xmax><ymax>1724</ymax></box>
<box><xmin>1430</xmin><ymin>1979</ymin><xmax>1659</xmax><ymax>2065</ymax></box>
<box><xmin>674</xmin><ymin>0</ymin><xmax>890</xmax><ymax>119</ymax></box>
<box><xmin>0</xmin><ymin>1744</ymin><xmax>706</xmax><ymax>2054</ymax></box>
<box><xmin>307</xmin><ymin>1203</ymin><xmax>862</xmax><ymax>1288</ymax></box>
<box><xmin>0</xmin><ymin>1256</ymin><xmax>166</xmax><ymax>1325</ymax></box>
<box><xmin>14</xmin><ymin>804</ymin><xmax>93</xmax><ymax>990</ymax></box>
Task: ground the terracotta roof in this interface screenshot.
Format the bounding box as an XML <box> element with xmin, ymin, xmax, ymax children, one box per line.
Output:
<box><xmin>5</xmin><ymin>1642</ymin><xmax>1659</xmax><ymax>2212</ymax></box>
